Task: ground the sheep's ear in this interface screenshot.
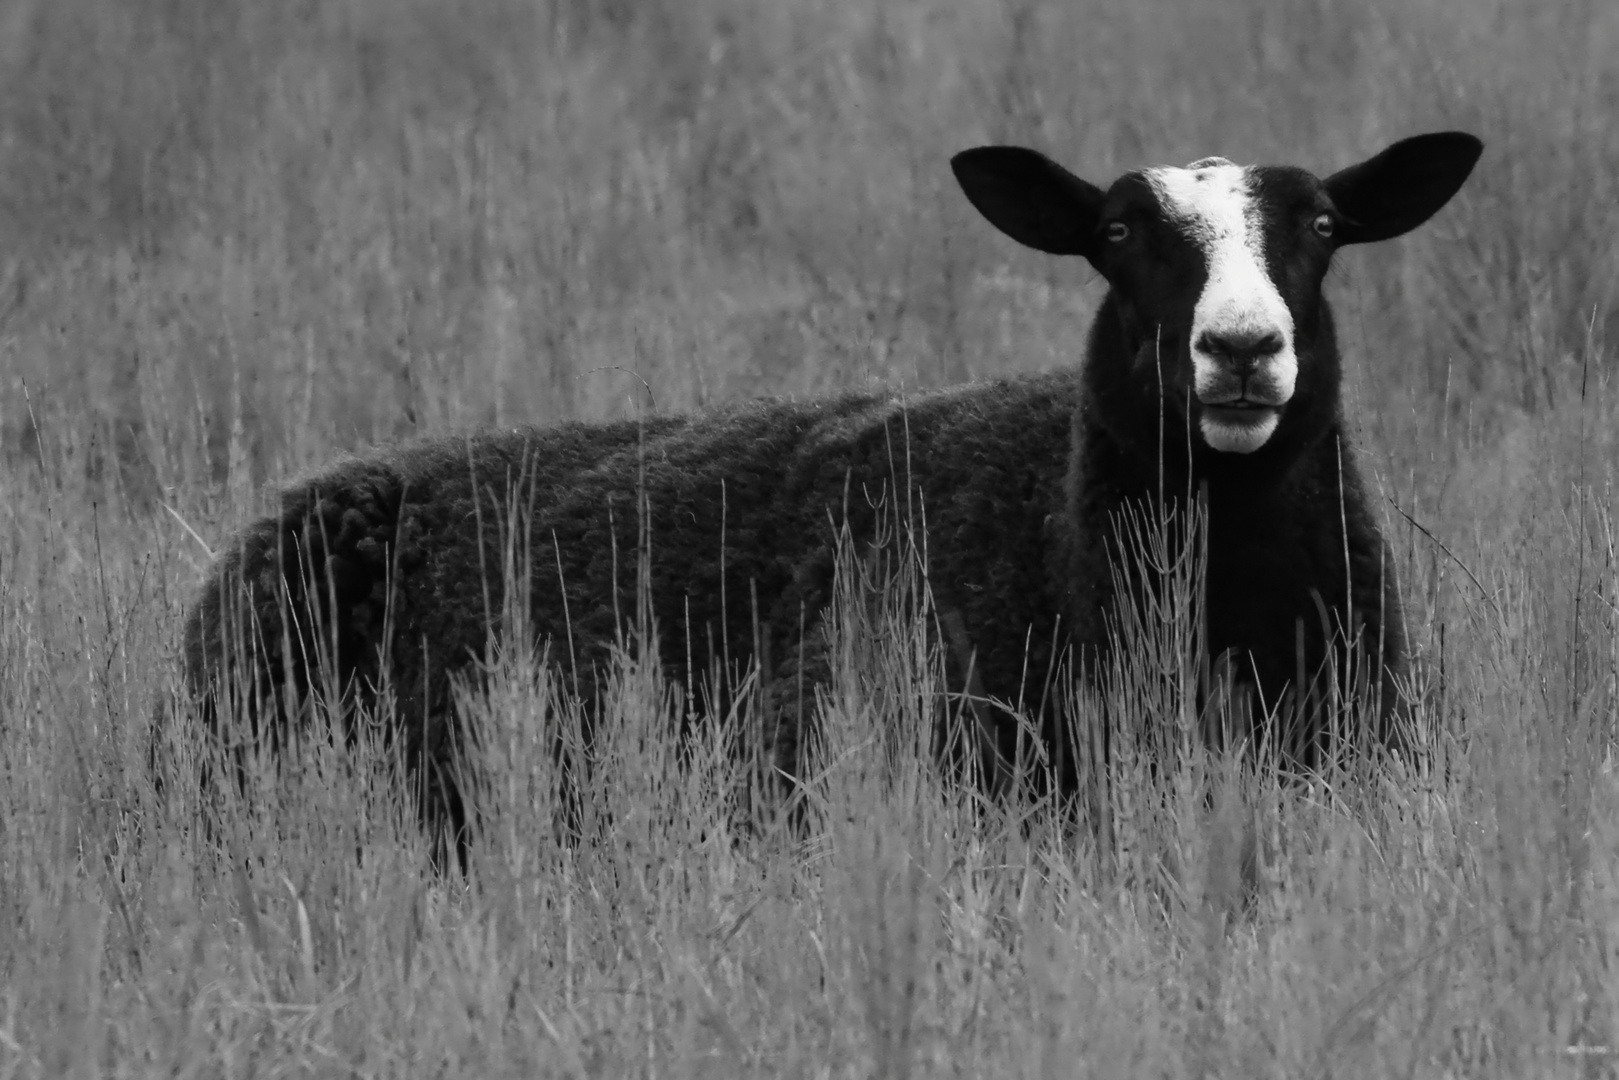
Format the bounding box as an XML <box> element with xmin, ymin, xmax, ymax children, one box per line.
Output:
<box><xmin>952</xmin><ymin>146</ymin><xmax>1106</xmax><ymax>259</ymax></box>
<box><xmin>1324</xmin><ymin>132</ymin><xmax>1483</xmax><ymax>246</ymax></box>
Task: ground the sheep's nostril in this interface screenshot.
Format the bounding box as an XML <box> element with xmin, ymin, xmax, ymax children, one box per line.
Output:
<box><xmin>1198</xmin><ymin>330</ymin><xmax>1285</xmax><ymax>372</ymax></box>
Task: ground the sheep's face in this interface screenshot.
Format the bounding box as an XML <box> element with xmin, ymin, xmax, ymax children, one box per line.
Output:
<box><xmin>1102</xmin><ymin>160</ymin><xmax>1335</xmax><ymax>453</ymax></box>
<box><xmin>951</xmin><ymin>133</ymin><xmax>1484</xmax><ymax>456</ymax></box>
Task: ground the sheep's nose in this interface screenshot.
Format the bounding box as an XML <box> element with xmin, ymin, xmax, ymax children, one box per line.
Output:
<box><xmin>1197</xmin><ymin>330</ymin><xmax>1284</xmax><ymax>374</ymax></box>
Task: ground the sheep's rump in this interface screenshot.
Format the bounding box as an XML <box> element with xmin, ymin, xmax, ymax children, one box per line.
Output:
<box><xmin>183</xmin><ymin>369</ymin><xmax>1083</xmax><ymax>798</ymax></box>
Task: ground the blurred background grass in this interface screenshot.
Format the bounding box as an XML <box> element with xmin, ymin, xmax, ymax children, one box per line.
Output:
<box><xmin>1</xmin><ymin>0</ymin><xmax>1614</xmax><ymax>504</ymax></box>
<box><xmin>1</xmin><ymin>0</ymin><xmax>1616</xmax><ymax>1074</ymax></box>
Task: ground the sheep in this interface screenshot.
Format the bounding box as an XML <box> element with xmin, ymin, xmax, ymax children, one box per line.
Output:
<box><xmin>181</xmin><ymin>130</ymin><xmax>1482</xmax><ymax>848</ymax></box>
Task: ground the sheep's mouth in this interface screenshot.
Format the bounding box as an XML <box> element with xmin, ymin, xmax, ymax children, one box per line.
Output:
<box><xmin>1199</xmin><ymin>401</ymin><xmax>1281</xmax><ymax>425</ymax></box>
<box><xmin>1198</xmin><ymin>401</ymin><xmax>1282</xmax><ymax>453</ymax></box>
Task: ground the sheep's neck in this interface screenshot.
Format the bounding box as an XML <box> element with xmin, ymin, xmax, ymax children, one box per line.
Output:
<box><xmin>1089</xmin><ymin>418</ymin><xmax>1356</xmax><ymax>671</ymax></box>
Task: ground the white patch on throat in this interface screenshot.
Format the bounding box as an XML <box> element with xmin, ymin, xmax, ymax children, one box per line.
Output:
<box><xmin>1145</xmin><ymin>159</ymin><xmax>1298</xmax><ymax>454</ymax></box>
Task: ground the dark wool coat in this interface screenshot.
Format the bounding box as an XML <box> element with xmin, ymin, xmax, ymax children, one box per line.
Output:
<box><xmin>185</xmin><ymin>358</ymin><xmax>1402</xmax><ymax>831</ymax></box>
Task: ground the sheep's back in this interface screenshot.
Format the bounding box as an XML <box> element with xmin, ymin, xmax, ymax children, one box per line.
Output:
<box><xmin>183</xmin><ymin>368</ymin><xmax>1084</xmax><ymax>765</ymax></box>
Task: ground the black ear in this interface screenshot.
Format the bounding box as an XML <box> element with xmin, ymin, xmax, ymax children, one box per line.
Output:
<box><xmin>951</xmin><ymin>146</ymin><xmax>1107</xmax><ymax>259</ymax></box>
<box><xmin>1325</xmin><ymin>132</ymin><xmax>1483</xmax><ymax>245</ymax></box>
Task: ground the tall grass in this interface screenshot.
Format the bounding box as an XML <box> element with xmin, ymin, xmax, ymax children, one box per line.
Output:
<box><xmin>1</xmin><ymin>0</ymin><xmax>1616</xmax><ymax>1074</ymax></box>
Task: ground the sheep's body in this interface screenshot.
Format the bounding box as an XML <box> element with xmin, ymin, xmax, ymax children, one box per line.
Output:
<box><xmin>184</xmin><ymin>131</ymin><xmax>1483</xmax><ymax>840</ymax></box>
<box><xmin>185</xmin><ymin>372</ymin><xmax>1083</xmax><ymax>824</ymax></box>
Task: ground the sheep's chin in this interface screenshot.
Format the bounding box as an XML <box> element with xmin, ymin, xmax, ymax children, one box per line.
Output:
<box><xmin>1199</xmin><ymin>409</ymin><xmax>1280</xmax><ymax>454</ymax></box>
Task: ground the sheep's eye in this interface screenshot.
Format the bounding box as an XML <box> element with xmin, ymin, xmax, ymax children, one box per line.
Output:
<box><xmin>1311</xmin><ymin>212</ymin><xmax>1334</xmax><ymax>238</ymax></box>
<box><xmin>1105</xmin><ymin>221</ymin><xmax>1130</xmax><ymax>243</ymax></box>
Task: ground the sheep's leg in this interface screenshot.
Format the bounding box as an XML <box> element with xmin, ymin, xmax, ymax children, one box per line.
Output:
<box><xmin>938</xmin><ymin>607</ymin><xmax>1015</xmax><ymax>799</ymax></box>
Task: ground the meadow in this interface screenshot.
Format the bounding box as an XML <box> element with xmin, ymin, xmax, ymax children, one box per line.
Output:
<box><xmin>1</xmin><ymin>0</ymin><xmax>1617</xmax><ymax>1075</ymax></box>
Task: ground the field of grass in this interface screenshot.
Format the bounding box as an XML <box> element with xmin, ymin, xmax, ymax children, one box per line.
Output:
<box><xmin>1</xmin><ymin>0</ymin><xmax>1617</xmax><ymax>1074</ymax></box>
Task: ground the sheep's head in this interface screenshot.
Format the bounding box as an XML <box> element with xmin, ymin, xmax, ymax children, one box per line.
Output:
<box><xmin>952</xmin><ymin>132</ymin><xmax>1482</xmax><ymax>456</ymax></box>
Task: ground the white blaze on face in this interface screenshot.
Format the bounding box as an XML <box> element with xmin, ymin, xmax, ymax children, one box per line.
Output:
<box><xmin>1145</xmin><ymin>158</ymin><xmax>1297</xmax><ymax>454</ymax></box>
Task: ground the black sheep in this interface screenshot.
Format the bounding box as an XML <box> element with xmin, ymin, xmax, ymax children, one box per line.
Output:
<box><xmin>182</xmin><ymin>131</ymin><xmax>1483</xmax><ymax>842</ymax></box>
